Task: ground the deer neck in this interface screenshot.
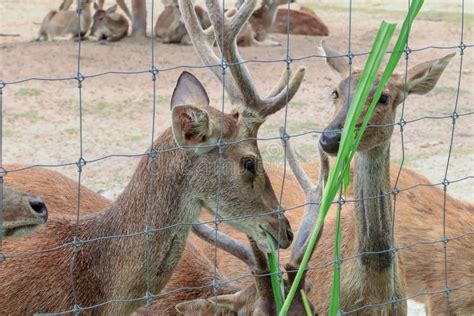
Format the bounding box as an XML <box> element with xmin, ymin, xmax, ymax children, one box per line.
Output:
<box><xmin>353</xmin><ymin>143</ymin><xmax>394</xmax><ymax>272</ymax></box>
<box><xmin>80</xmin><ymin>130</ymin><xmax>202</xmax><ymax>307</ymax></box>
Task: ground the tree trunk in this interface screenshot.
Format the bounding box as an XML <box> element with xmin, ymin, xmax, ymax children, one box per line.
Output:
<box><xmin>132</xmin><ymin>0</ymin><xmax>147</xmax><ymax>37</ymax></box>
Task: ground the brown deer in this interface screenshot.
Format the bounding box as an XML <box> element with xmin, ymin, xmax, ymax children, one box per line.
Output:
<box><xmin>155</xmin><ymin>4</ymin><xmax>210</xmax><ymax>44</ymax></box>
<box><xmin>270</xmin><ymin>6</ymin><xmax>329</xmax><ymax>36</ymax></box>
<box><xmin>1</xmin><ymin>186</ymin><xmax>48</xmax><ymax>240</ymax></box>
<box><xmin>36</xmin><ymin>0</ymin><xmax>93</xmax><ymax>41</ymax></box>
<box><xmin>0</xmin><ymin>61</ymin><xmax>303</xmax><ymax>313</ymax></box>
<box><xmin>60</xmin><ymin>0</ymin><xmax>132</xmax><ymax>20</ymax></box>
<box><xmin>174</xmin><ymin>134</ymin><xmax>329</xmax><ymax>315</ymax></box>
<box><xmin>90</xmin><ymin>2</ymin><xmax>130</xmax><ymax>41</ymax></box>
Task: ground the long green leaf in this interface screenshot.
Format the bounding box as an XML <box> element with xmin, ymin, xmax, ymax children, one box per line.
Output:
<box><xmin>300</xmin><ymin>290</ymin><xmax>312</xmax><ymax>316</ymax></box>
<box><xmin>267</xmin><ymin>233</ymin><xmax>284</xmax><ymax>313</ymax></box>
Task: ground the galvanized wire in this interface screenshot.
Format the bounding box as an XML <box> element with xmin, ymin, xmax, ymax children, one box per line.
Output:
<box><xmin>0</xmin><ymin>0</ymin><xmax>472</xmax><ymax>315</ymax></box>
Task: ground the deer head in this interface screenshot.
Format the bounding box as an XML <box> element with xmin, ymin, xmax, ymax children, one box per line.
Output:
<box><xmin>175</xmin><ymin>132</ymin><xmax>329</xmax><ymax>315</ymax></box>
<box><xmin>319</xmin><ymin>40</ymin><xmax>455</xmax><ymax>155</ymax></box>
<box><xmin>2</xmin><ymin>186</ymin><xmax>48</xmax><ymax>239</ymax></box>
<box><xmin>175</xmin><ymin>0</ymin><xmax>307</xmax><ymax>252</ymax></box>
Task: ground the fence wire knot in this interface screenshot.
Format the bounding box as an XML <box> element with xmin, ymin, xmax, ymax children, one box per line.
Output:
<box><xmin>337</xmin><ymin>197</ymin><xmax>346</xmax><ymax>206</ymax></box>
<box><xmin>392</xmin><ymin>187</ymin><xmax>400</xmax><ymax>196</ymax></box>
<box><xmin>217</xmin><ymin>138</ymin><xmax>228</xmax><ymax>154</ymax></box>
<box><xmin>0</xmin><ymin>167</ymin><xmax>7</xmax><ymax>177</ymax></box>
<box><xmin>150</xmin><ymin>66</ymin><xmax>159</xmax><ymax>81</ymax></box>
<box><xmin>76</xmin><ymin>73</ymin><xmax>85</xmax><ymax>88</ymax></box>
<box><xmin>76</xmin><ymin>157</ymin><xmax>87</xmax><ymax>172</ymax></box>
<box><xmin>398</xmin><ymin>118</ymin><xmax>407</xmax><ymax>131</ymax></box>
<box><xmin>285</xmin><ymin>55</ymin><xmax>293</xmax><ymax>68</ymax></box>
<box><xmin>72</xmin><ymin>236</ymin><xmax>81</xmax><ymax>254</ymax></box>
<box><xmin>281</xmin><ymin>131</ymin><xmax>290</xmax><ymax>143</ymax></box>
<box><xmin>451</xmin><ymin>111</ymin><xmax>459</xmax><ymax>125</ymax></box>
<box><xmin>347</xmin><ymin>51</ymin><xmax>354</xmax><ymax>65</ymax></box>
<box><xmin>73</xmin><ymin>304</ymin><xmax>83</xmax><ymax>315</ymax></box>
<box><xmin>0</xmin><ymin>80</ymin><xmax>5</xmax><ymax>89</ymax></box>
<box><xmin>459</xmin><ymin>42</ymin><xmax>466</xmax><ymax>55</ymax></box>
<box><xmin>442</xmin><ymin>178</ymin><xmax>450</xmax><ymax>191</ymax></box>
<box><xmin>404</xmin><ymin>47</ymin><xmax>412</xmax><ymax>60</ymax></box>
<box><xmin>145</xmin><ymin>291</ymin><xmax>153</xmax><ymax>304</ymax></box>
<box><xmin>0</xmin><ymin>252</ymin><xmax>6</xmax><ymax>262</ymax></box>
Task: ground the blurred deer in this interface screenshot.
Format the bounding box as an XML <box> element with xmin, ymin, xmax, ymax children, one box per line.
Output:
<box><xmin>90</xmin><ymin>2</ymin><xmax>129</xmax><ymax>41</ymax></box>
<box><xmin>271</xmin><ymin>6</ymin><xmax>329</xmax><ymax>36</ymax></box>
<box><xmin>0</xmin><ymin>58</ymin><xmax>302</xmax><ymax>312</ymax></box>
<box><xmin>60</xmin><ymin>0</ymin><xmax>132</xmax><ymax>20</ymax></box>
<box><xmin>1</xmin><ymin>186</ymin><xmax>48</xmax><ymax>240</ymax></box>
<box><xmin>36</xmin><ymin>0</ymin><xmax>93</xmax><ymax>41</ymax></box>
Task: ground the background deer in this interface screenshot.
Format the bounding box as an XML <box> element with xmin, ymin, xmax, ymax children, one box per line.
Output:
<box><xmin>36</xmin><ymin>0</ymin><xmax>92</xmax><ymax>41</ymax></box>
<box><xmin>270</xmin><ymin>6</ymin><xmax>329</xmax><ymax>36</ymax></box>
<box><xmin>60</xmin><ymin>0</ymin><xmax>132</xmax><ymax>20</ymax></box>
<box><xmin>1</xmin><ymin>186</ymin><xmax>48</xmax><ymax>240</ymax></box>
<box><xmin>0</xmin><ymin>67</ymin><xmax>300</xmax><ymax>314</ymax></box>
<box><xmin>90</xmin><ymin>2</ymin><xmax>130</xmax><ymax>41</ymax></box>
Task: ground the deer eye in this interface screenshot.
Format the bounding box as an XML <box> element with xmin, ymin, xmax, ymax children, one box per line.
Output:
<box><xmin>331</xmin><ymin>90</ymin><xmax>339</xmax><ymax>99</ymax></box>
<box><xmin>241</xmin><ymin>157</ymin><xmax>257</xmax><ymax>175</ymax></box>
<box><xmin>378</xmin><ymin>94</ymin><xmax>389</xmax><ymax>105</ymax></box>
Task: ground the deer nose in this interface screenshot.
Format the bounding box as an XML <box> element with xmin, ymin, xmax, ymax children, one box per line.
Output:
<box><xmin>29</xmin><ymin>197</ymin><xmax>48</xmax><ymax>223</ymax></box>
<box><xmin>320</xmin><ymin>130</ymin><xmax>341</xmax><ymax>155</ymax></box>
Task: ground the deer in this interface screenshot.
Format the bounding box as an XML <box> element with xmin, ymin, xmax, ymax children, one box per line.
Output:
<box><xmin>90</xmin><ymin>2</ymin><xmax>130</xmax><ymax>42</ymax></box>
<box><xmin>270</xmin><ymin>6</ymin><xmax>329</xmax><ymax>36</ymax></box>
<box><xmin>0</xmin><ymin>52</ymin><xmax>305</xmax><ymax>313</ymax></box>
<box><xmin>60</xmin><ymin>0</ymin><xmax>132</xmax><ymax>20</ymax></box>
<box><xmin>155</xmin><ymin>4</ymin><xmax>210</xmax><ymax>44</ymax></box>
<box><xmin>36</xmin><ymin>0</ymin><xmax>93</xmax><ymax>41</ymax></box>
<box><xmin>1</xmin><ymin>186</ymin><xmax>48</xmax><ymax>240</ymax></box>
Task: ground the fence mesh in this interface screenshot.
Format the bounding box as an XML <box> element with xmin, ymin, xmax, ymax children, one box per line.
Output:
<box><xmin>0</xmin><ymin>0</ymin><xmax>473</xmax><ymax>315</ymax></box>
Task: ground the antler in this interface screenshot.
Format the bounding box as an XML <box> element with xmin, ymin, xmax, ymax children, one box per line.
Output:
<box><xmin>279</xmin><ymin>128</ymin><xmax>329</xmax><ymax>313</ymax></box>
<box><xmin>191</xmin><ymin>221</ymin><xmax>277</xmax><ymax>314</ymax></box>
<box><xmin>179</xmin><ymin>0</ymin><xmax>305</xmax><ymax>116</ymax></box>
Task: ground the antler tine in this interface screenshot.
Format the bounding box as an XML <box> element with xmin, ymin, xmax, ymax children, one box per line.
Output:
<box><xmin>204</xmin><ymin>0</ymin><xmax>306</xmax><ymax>118</ymax></box>
<box><xmin>279</xmin><ymin>127</ymin><xmax>314</xmax><ymax>193</ymax></box>
<box><xmin>192</xmin><ymin>220</ymin><xmax>256</xmax><ymax>269</ymax></box>
<box><xmin>178</xmin><ymin>0</ymin><xmax>244</xmax><ymax>104</ymax></box>
<box><xmin>281</xmin><ymin>136</ymin><xmax>330</xmax><ymax>267</ymax></box>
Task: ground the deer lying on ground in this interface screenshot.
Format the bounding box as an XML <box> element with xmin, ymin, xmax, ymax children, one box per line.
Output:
<box><xmin>155</xmin><ymin>4</ymin><xmax>210</xmax><ymax>44</ymax></box>
<box><xmin>0</xmin><ymin>61</ymin><xmax>304</xmax><ymax>313</ymax></box>
<box><xmin>36</xmin><ymin>0</ymin><xmax>93</xmax><ymax>41</ymax></box>
<box><xmin>1</xmin><ymin>186</ymin><xmax>48</xmax><ymax>240</ymax></box>
<box><xmin>90</xmin><ymin>3</ymin><xmax>129</xmax><ymax>41</ymax></box>
<box><xmin>60</xmin><ymin>0</ymin><xmax>132</xmax><ymax>20</ymax></box>
<box><xmin>270</xmin><ymin>6</ymin><xmax>329</xmax><ymax>36</ymax></box>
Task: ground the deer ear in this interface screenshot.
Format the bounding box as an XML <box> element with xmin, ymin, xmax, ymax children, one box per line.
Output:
<box><xmin>171</xmin><ymin>105</ymin><xmax>218</xmax><ymax>154</ymax></box>
<box><xmin>320</xmin><ymin>40</ymin><xmax>350</xmax><ymax>78</ymax></box>
<box><xmin>171</xmin><ymin>71</ymin><xmax>210</xmax><ymax>109</ymax></box>
<box><xmin>106</xmin><ymin>4</ymin><xmax>118</xmax><ymax>13</ymax></box>
<box><xmin>405</xmin><ymin>53</ymin><xmax>455</xmax><ymax>95</ymax></box>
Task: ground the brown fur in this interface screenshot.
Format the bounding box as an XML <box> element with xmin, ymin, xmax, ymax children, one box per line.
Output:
<box><xmin>4</xmin><ymin>162</ymin><xmax>472</xmax><ymax>315</ymax></box>
<box><xmin>0</xmin><ymin>72</ymin><xmax>293</xmax><ymax>315</ymax></box>
<box><xmin>36</xmin><ymin>0</ymin><xmax>92</xmax><ymax>41</ymax></box>
<box><xmin>271</xmin><ymin>7</ymin><xmax>329</xmax><ymax>36</ymax></box>
<box><xmin>154</xmin><ymin>5</ymin><xmax>210</xmax><ymax>45</ymax></box>
<box><xmin>90</xmin><ymin>3</ymin><xmax>129</xmax><ymax>42</ymax></box>
<box><xmin>1</xmin><ymin>186</ymin><xmax>48</xmax><ymax>240</ymax></box>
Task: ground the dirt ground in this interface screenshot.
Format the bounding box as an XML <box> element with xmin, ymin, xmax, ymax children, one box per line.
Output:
<box><xmin>0</xmin><ymin>0</ymin><xmax>472</xmax><ymax>315</ymax></box>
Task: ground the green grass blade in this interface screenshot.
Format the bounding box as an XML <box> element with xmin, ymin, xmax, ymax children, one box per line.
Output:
<box><xmin>329</xmin><ymin>195</ymin><xmax>343</xmax><ymax>315</ymax></box>
<box><xmin>267</xmin><ymin>233</ymin><xmax>284</xmax><ymax>313</ymax></box>
<box><xmin>300</xmin><ymin>289</ymin><xmax>313</xmax><ymax>316</ymax></box>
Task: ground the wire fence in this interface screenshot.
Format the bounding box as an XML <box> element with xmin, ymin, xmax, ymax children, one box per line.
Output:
<box><xmin>0</xmin><ymin>0</ymin><xmax>472</xmax><ymax>315</ymax></box>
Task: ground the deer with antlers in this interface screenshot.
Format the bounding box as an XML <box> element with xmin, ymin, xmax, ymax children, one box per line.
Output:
<box><xmin>1</xmin><ymin>186</ymin><xmax>48</xmax><ymax>240</ymax></box>
<box><xmin>0</xmin><ymin>53</ymin><xmax>304</xmax><ymax>313</ymax></box>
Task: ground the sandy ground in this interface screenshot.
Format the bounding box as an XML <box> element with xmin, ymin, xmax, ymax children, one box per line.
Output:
<box><xmin>0</xmin><ymin>0</ymin><xmax>473</xmax><ymax>315</ymax></box>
